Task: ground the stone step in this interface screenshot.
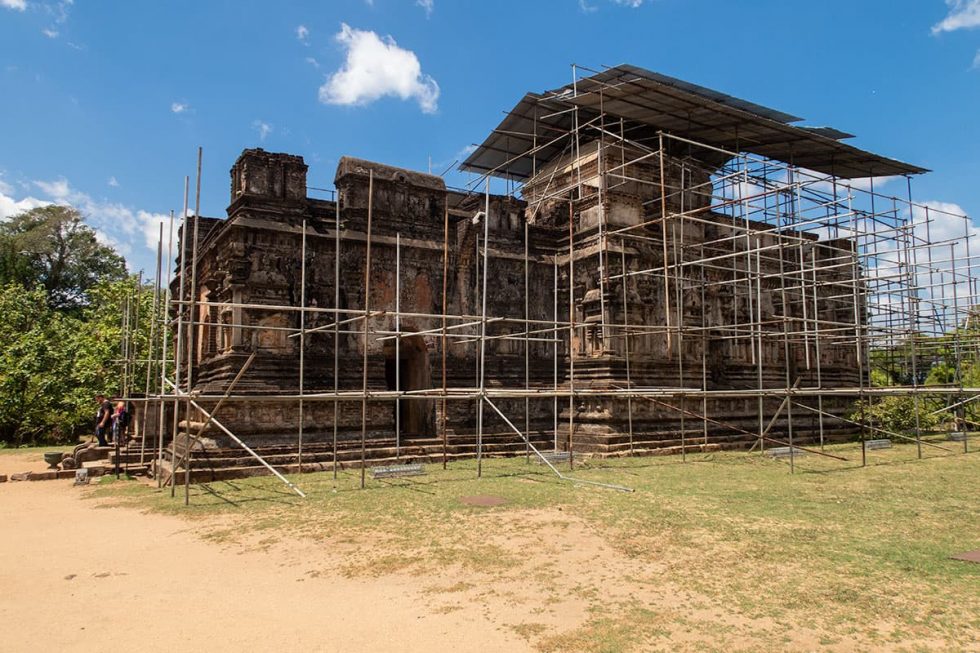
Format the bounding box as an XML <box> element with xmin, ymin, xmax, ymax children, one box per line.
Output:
<box><xmin>170</xmin><ymin>436</ymin><xmax>554</xmax><ymax>471</ymax></box>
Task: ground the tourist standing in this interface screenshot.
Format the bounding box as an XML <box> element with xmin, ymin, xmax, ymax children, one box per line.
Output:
<box><xmin>111</xmin><ymin>401</ymin><xmax>130</xmax><ymax>446</ymax></box>
<box><xmin>95</xmin><ymin>394</ymin><xmax>112</xmax><ymax>446</ymax></box>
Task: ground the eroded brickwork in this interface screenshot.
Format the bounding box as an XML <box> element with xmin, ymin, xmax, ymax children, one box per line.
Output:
<box><xmin>172</xmin><ymin>145</ymin><xmax>860</xmax><ymax>455</ymax></box>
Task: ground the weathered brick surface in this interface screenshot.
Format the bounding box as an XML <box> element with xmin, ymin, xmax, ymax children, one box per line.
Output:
<box><xmin>166</xmin><ymin>147</ymin><xmax>860</xmax><ymax>455</ymax></box>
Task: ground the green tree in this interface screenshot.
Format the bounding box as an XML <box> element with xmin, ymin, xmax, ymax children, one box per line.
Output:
<box><xmin>0</xmin><ymin>205</ymin><xmax>126</xmax><ymax>311</ymax></box>
<box><xmin>0</xmin><ymin>277</ymin><xmax>159</xmax><ymax>446</ymax></box>
<box><xmin>0</xmin><ymin>284</ymin><xmax>78</xmax><ymax>444</ymax></box>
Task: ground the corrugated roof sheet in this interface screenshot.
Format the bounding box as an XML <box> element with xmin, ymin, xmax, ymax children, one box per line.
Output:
<box><xmin>461</xmin><ymin>64</ymin><xmax>926</xmax><ymax>180</ymax></box>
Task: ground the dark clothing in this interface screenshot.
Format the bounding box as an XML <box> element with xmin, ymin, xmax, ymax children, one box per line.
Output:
<box><xmin>111</xmin><ymin>408</ymin><xmax>129</xmax><ymax>443</ymax></box>
<box><xmin>96</xmin><ymin>400</ymin><xmax>112</xmax><ymax>446</ymax></box>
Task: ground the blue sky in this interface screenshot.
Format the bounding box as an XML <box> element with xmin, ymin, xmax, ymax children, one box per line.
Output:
<box><xmin>1</xmin><ymin>0</ymin><xmax>978</xmax><ymax>274</ymax></box>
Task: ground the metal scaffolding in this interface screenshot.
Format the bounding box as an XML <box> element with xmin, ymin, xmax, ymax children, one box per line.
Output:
<box><xmin>117</xmin><ymin>64</ymin><xmax>978</xmax><ymax>503</ymax></box>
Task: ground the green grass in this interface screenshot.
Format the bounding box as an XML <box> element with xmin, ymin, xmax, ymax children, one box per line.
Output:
<box><xmin>92</xmin><ymin>437</ymin><xmax>980</xmax><ymax>652</ymax></box>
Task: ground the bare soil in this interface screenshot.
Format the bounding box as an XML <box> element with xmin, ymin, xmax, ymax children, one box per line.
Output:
<box><xmin>1</xmin><ymin>447</ymin><xmax>976</xmax><ymax>652</ymax></box>
<box><xmin>0</xmin><ymin>473</ymin><xmax>531</xmax><ymax>651</ymax></box>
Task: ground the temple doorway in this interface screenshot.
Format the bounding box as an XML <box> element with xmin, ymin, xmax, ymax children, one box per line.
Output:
<box><xmin>383</xmin><ymin>334</ymin><xmax>434</xmax><ymax>437</ymax></box>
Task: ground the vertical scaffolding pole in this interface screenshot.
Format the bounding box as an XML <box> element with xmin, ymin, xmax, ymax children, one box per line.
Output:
<box><xmin>700</xmin><ymin>244</ymin><xmax>708</xmax><ymax>447</ymax></box>
<box><xmin>553</xmin><ymin>257</ymin><xmax>559</xmax><ymax>452</ymax></box>
<box><xmin>395</xmin><ymin>232</ymin><xmax>401</xmax><ymax>460</ymax></box>
<box><xmin>849</xmin><ymin>187</ymin><xmax>867</xmax><ymax>468</ymax></box>
<box><xmin>901</xmin><ymin>187</ymin><xmax>923</xmax><ymax>459</ymax></box>
<box><xmin>441</xmin><ymin>202</ymin><xmax>449</xmax><ymax>470</ymax></box>
<box><xmin>360</xmin><ymin>170</ymin><xmax>374</xmax><ymax>489</ymax></box>
<box><xmin>620</xmin><ymin>248</ymin><xmax>634</xmax><ymax>453</ymax></box>
<box><xmin>950</xmin><ymin>242</ymin><xmax>963</xmax><ymax>441</ymax></box>
<box><xmin>157</xmin><ymin>211</ymin><xmax>174</xmax><ymax>487</ymax></box>
<box><xmin>298</xmin><ymin>219</ymin><xmax>307</xmax><ymax>472</ymax></box>
<box><xmin>333</xmin><ymin>197</ymin><xmax>341</xmax><ymax>480</ymax></box>
<box><xmin>477</xmin><ymin>178</ymin><xmax>490</xmax><ymax>477</ymax></box>
<box><xmin>567</xmin><ymin>199</ymin><xmax>576</xmax><ymax>470</ymax></box>
<box><xmin>170</xmin><ymin>177</ymin><xmax>189</xmax><ymax>497</ymax></box>
<box><xmin>658</xmin><ymin>133</ymin><xmax>673</xmax><ymax>357</ymax></box>
<box><xmin>961</xmin><ymin>214</ymin><xmax>973</xmax><ymax>454</ymax></box>
<box><xmin>185</xmin><ymin>147</ymin><xmax>202</xmax><ymax>505</ymax></box>
<box><xmin>141</xmin><ymin>224</ymin><xmax>163</xmax><ymax>467</ymax></box>
<box><xmin>810</xmin><ymin>246</ymin><xmax>825</xmax><ymax>450</ymax></box>
<box><xmin>121</xmin><ymin>294</ymin><xmax>130</xmax><ymax>399</ymax></box>
<box><xmin>777</xmin><ymin>182</ymin><xmax>795</xmax><ymax>474</ymax></box>
<box><xmin>524</xmin><ymin>217</ymin><xmax>530</xmax><ymax>461</ymax></box>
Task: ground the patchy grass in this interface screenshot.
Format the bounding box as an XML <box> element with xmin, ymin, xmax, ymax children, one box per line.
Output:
<box><xmin>92</xmin><ymin>437</ymin><xmax>980</xmax><ymax>651</ymax></box>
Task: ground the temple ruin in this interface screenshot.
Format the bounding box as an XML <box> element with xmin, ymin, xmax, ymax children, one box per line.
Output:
<box><xmin>138</xmin><ymin>65</ymin><xmax>975</xmax><ymax>487</ymax></box>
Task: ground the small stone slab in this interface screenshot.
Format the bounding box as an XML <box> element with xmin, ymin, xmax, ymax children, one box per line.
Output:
<box><xmin>866</xmin><ymin>439</ymin><xmax>892</xmax><ymax>450</ymax></box>
<box><xmin>10</xmin><ymin>472</ymin><xmax>31</xmax><ymax>481</ymax></box>
<box><xmin>948</xmin><ymin>432</ymin><xmax>967</xmax><ymax>442</ymax></box>
<box><xmin>534</xmin><ymin>451</ymin><xmax>570</xmax><ymax>465</ymax></box>
<box><xmin>0</xmin><ymin>474</ymin><xmax>7</xmax><ymax>483</ymax></box>
<box><xmin>765</xmin><ymin>446</ymin><xmax>807</xmax><ymax>459</ymax></box>
<box><xmin>371</xmin><ymin>463</ymin><xmax>425</xmax><ymax>479</ymax></box>
<box><xmin>460</xmin><ymin>495</ymin><xmax>507</xmax><ymax>507</ymax></box>
<box><xmin>950</xmin><ymin>549</ymin><xmax>980</xmax><ymax>564</ymax></box>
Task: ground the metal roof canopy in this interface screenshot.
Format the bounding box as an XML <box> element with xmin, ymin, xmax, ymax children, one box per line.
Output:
<box><xmin>461</xmin><ymin>64</ymin><xmax>927</xmax><ymax>181</ymax></box>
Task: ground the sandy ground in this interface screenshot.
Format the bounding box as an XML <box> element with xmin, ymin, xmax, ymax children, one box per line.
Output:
<box><xmin>2</xmin><ymin>450</ymin><xmax>962</xmax><ymax>652</ymax></box>
<box><xmin>0</xmin><ymin>449</ymin><xmax>67</xmax><ymax>477</ymax></box>
<box><xmin>0</xmin><ymin>453</ymin><xmax>534</xmax><ymax>653</ymax></box>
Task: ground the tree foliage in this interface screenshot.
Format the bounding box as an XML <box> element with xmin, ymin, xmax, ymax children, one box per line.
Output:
<box><xmin>0</xmin><ymin>278</ymin><xmax>157</xmax><ymax>445</ymax></box>
<box><xmin>0</xmin><ymin>285</ymin><xmax>77</xmax><ymax>444</ymax></box>
<box><xmin>0</xmin><ymin>204</ymin><xmax>157</xmax><ymax>445</ymax></box>
<box><xmin>0</xmin><ymin>205</ymin><xmax>127</xmax><ymax>311</ymax></box>
<box><xmin>858</xmin><ymin>313</ymin><xmax>980</xmax><ymax>434</ymax></box>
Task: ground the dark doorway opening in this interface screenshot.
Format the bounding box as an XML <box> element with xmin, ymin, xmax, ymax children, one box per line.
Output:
<box><xmin>383</xmin><ymin>334</ymin><xmax>433</xmax><ymax>437</ymax></box>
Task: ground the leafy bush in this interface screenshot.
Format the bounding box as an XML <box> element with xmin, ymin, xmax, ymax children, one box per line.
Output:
<box><xmin>851</xmin><ymin>395</ymin><xmax>938</xmax><ymax>435</ymax></box>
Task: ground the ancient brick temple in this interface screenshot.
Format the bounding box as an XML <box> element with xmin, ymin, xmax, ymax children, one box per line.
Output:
<box><xmin>171</xmin><ymin>66</ymin><xmax>922</xmax><ymax>462</ymax></box>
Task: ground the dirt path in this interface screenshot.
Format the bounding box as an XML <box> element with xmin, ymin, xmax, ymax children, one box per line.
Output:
<box><xmin>0</xmin><ymin>477</ymin><xmax>531</xmax><ymax>652</ymax></box>
<box><xmin>0</xmin><ymin>449</ymin><xmax>70</xmax><ymax>477</ymax></box>
<box><xmin>3</xmin><ymin>453</ymin><xmax>968</xmax><ymax>651</ymax></box>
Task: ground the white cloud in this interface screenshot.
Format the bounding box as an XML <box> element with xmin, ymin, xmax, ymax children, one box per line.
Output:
<box><xmin>416</xmin><ymin>0</ymin><xmax>433</xmax><ymax>17</ymax></box>
<box><xmin>305</xmin><ymin>56</ymin><xmax>320</xmax><ymax>69</ymax></box>
<box><xmin>252</xmin><ymin>120</ymin><xmax>273</xmax><ymax>141</ymax></box>
<box><xmin>0</xmin><ymin>191</ymin><xmax>49</xmax><ymax>220</ymax></box>
<box><xmin>296</xmin><ymin>24</ymin><xmax>309</xmax><ymax>44</ymax></box>
<box><xmin>171</xmin><ymin>101</ymin><xmax>189</xmax><ymax>114</ymax></box>
<box><xmin>904</xmin><ymin>202</ymin><xmax>976</xmax><ymax>329</ymax></box>
<box><xmin>28</xmin><ymin>176</ymin><xmax>168</xmax><ymax>268</ymax></box>
<box><xmin>932</xmin><ymin>0</ymin><xmax>980</xmax><ymax>34</ymax></box>
<box><xmin>107</xmin><ymin>176</ymin><xmax>119</xmax><ymax>187</ymax></box>
<box><xmin>1</xmin><ymin>0</ymin><xmax>26</xmax><ymax>11</ymax></box>
<box><xmin>318</xmin><ymin>23</ymin><xmax>439</xmax><ymax>114</ymax></box>
<box><xmin>34</xmin><ymin>177</ymin><xmax>70</xmax><ymax>200</ymax></box>
<box><xmin>828</xmin><ymin>198</ymin><xmax>978</xmax><ymax>332</ymax></box>
<box><xmin>38</xmin><ymin>0</ymin><xmax>72</xmax><ymax>37</ymax></box>
<box><xmin>579</xmin><ymin>0</ymin><xmax>649</xmax><ymax>13</ymax></box>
